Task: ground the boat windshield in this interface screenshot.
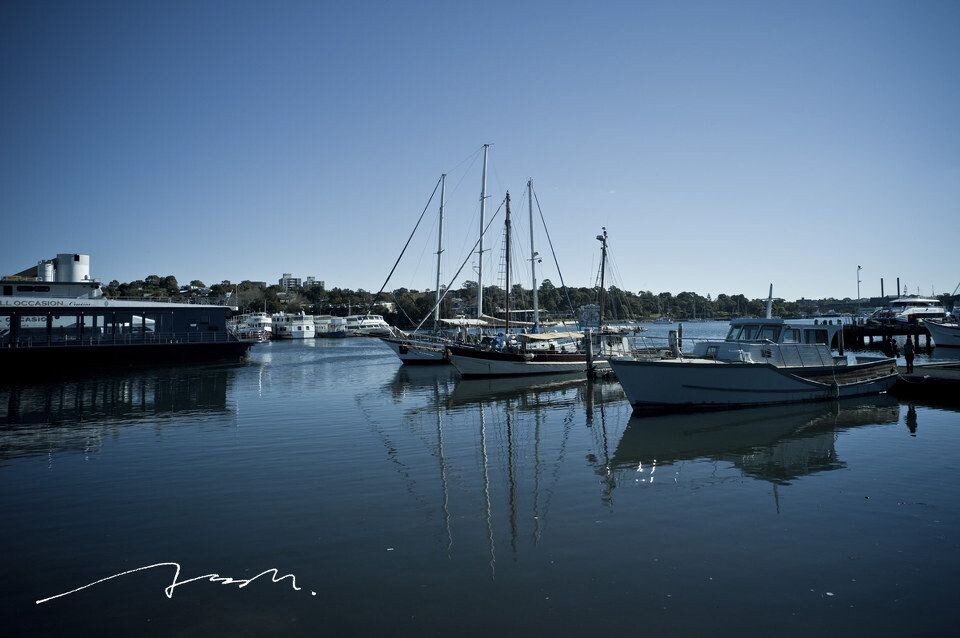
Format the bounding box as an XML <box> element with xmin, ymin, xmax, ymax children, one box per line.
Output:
<box><xmin>757</xmin><ymin>325</ymin><xmax>781</xmax><ymax>342</ymax></box>
<box><xmin>726</xmin><ymin>324</ymin><xmax>760</xmax><ymax>341</ymax></box>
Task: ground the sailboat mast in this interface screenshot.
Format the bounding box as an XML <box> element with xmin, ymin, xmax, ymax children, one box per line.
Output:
<box><xmin>477</xmin><ymin>144</ymin><xmax>489</xmax><ymax>320</ymax></box>
<box><xmin>528</xmin><ymin>179</ymin><xmax>538</xmax><ymax>329</ymax></box>
<box><xmin>504</xmin><ymin>191</ymin><xmax>512</xmax><ymax>336</ymax></box>
<box><xmin>597</xmin><ymin>227</ymin><xmax>608</xmax><ymax>328</ymax></box>
<box><xmin>434</xmin><ymin>173</ymin><xmax>446</xmax><ymax>328</ymax></box>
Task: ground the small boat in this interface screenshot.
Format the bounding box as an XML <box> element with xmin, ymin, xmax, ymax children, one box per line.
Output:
<box><xmin>609</xmin><ymin>314</ymin><xmax>898</xmax><ymax>412</ymax></box>
<box><xmin>922</xmin><ymin>319</ymin><xmax>960</xmax><ymax>348</ymax></box>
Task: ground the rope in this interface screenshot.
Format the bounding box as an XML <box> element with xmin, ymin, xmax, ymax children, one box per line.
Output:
<box><xmin>367</xmin><ymin>175</ymin><xmax>443</xmax><ymax>314</ymax></box>
<box><xmin>532</xmin><ymin>186</ymin><xmax>576</xmax><ymax>320</ymax></box>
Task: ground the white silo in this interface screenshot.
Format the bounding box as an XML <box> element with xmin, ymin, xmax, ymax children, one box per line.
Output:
<box><xmin>42</xmin><ymin>261</ymin><xmax>55</xmax><ymax>282</ymax></box>
<box><xmin>55</xmin><ymin>253</ymin><xmax>91</xmax><ymax>282</ymax></box>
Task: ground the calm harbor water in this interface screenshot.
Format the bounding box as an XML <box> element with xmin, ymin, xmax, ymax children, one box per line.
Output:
<box><xmin>3</xmin><ymin>321</ymin><xmax>959</xmax><ymax>636</ymax></box>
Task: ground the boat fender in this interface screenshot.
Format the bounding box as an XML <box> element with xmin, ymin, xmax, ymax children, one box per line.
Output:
<box><xmin>523</xmin><ymin>353</ymin><xmax>534</xmax><ymax>361</ymax></box>
<box><xmin>738</xmin><ymin>350</ymin><xmax>753</xmax><ymax>363</ymax></box>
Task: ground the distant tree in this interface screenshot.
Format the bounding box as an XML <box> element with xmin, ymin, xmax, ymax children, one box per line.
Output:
<box><xmin>190</xmin><ymin>279</ymin><xmax>205</xmax><ymax>288</ymax></box>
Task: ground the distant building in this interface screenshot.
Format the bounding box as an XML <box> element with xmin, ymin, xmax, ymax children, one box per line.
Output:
<box><xmin>304</xmin><ymin>276</ymin><xmax>324</xmax><ymax>289</ymax></box>
<box><xmin>279</xmin><ymin>273</ymin><xmax>301</xmax><ymax>292</ymax></box>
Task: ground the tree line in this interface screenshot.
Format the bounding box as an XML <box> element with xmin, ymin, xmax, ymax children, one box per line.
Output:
<box><xmin>103</xmin><ymin>274</ymin><xmax>956</xmax><ymax>328</ymax></box>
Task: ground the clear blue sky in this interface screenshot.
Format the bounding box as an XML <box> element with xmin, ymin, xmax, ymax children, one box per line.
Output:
<box><xmin>2</xmin><ymin>0</ymin><xmax>958</xmax><ymax>300</ymax></box>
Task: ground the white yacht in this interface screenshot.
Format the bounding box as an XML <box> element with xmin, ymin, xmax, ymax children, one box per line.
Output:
<box><xmin>228</xmin><ymin>312</ymin><xmax>272</xmax><ymax>342</ymax></box>
<box><xmin>314</xmin><ymin>314</ymin><xmax>348</xmax><ymax>338</ymax></box>
<box><xmin>609</xmin><ymin>316</ymin><xmax>897</xmax><ymax>412</ymax></box>
<box><xmin>345</xmin><ymin>314</ymin><xmax>392</xmax><ymax>337</ymax></box>
<box><xmin>871</xmin><ymin>297</ymin><xmax>946</xmax><ymax>324</ymax></box>
<box><xmin>272</xmin><ymin>311</ymin><xmax>315</xmax><ymax>339</ymax></box>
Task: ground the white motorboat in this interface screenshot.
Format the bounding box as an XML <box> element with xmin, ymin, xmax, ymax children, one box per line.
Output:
<box><xmin>870</xmin><ymin>297</ymin><xmax>946</xmax><ymax>324</ymax></box>
<box><xmin>609</xmin><ymin>316</ymin><xmax>898</xmax><ymax>412</ymax></box>
<box><xmin>345</xmin><ymin>313</ymin><xmax>392</xmax><ymax>337</ymax></box>
<box><xmin>228</xmin><ymin>312</ymin><xmax>272</xmax><ymax>342</ymax></box>
<box><xmin>922</xmin><ymin>320</ymin><xmax>960</xmax><ymax>348</ymax></box>
<box><xmin>272</xmin><ymin>311</ymin><xmax>315</xmax><ymax>339</ymax></box>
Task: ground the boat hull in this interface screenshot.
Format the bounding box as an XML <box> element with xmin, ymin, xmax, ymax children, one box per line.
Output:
<box><xmin>448</xmin><ymin>346</ymin><xmax>609</xmax><ymax>378</ymax></box>
<box><xmin>923</xmin><ymin>321</ymin><xmax>960</xmax><ymax>347</ymax></box>
<box><xmin>608</xmin><ymin>357</ymin><xmax>898</xmax><ymax>412</ymax></box>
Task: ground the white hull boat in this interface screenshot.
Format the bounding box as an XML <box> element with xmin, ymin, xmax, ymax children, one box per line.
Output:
<box><xmin>610</xmin><ymin>354</ymin><xmax>897</xmax><ymax>411</ymax></box>
<box><xmin>923</xmin><ymin>320</ymin><xmax>960</xmax><ymax>347</ymax></box>
<box><xmin>610</xmin><ymin>313</ymin><xmax>896</xmax><ymax>412</ymax></box>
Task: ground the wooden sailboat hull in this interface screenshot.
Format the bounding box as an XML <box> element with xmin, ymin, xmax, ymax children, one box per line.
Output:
<box><xmin>381</xmin><ymin>337</ymin><xmax>449</xmax><ymax>364</ymax></box>
<box><xmin>448</xmin><ymin>345</ymin><xmax>610</xmax><ymax>378</ymax></box>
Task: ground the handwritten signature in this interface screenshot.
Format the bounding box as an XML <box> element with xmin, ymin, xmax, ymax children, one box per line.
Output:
<box><xmin>36</xmin><ymin>562</ymin><xmax>315</xmax><ymax>605</ymax></box>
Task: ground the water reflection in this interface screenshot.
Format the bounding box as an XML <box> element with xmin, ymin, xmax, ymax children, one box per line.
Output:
<box><xmin>610</xmin><ymin>396</ymin><xmax>900</xmax><ymax>487</ymax></box>
<box><xmin>379</xmin><ymin>369</ymin><xmax>629</xmax><ymax>578</ymax></box>
<box><xmin>0</xmin><ymin>365</ymin><xmax>235</xmax><ymax>459</ymax></box>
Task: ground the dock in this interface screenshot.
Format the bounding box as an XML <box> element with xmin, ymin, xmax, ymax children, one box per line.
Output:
<box><xmin>891</xmin><ymin>363</ymin><xmax>960</xmax><ymax>402</ymax></box>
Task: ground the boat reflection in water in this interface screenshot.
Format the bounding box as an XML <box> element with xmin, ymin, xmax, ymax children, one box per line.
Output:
<box><xmin>0</xmin><ymin>365</ymin><xmax>236</xmax><ymax>459</ymax></box>
<box><xmin>609</xmin><ymin>396</ymin><xmax>900</xmax><ymax>489</ymax></box>
<box><xmin>383</xmin><ymin>367</ymin><xmax>627</xmax><ymax>577</ymax></box>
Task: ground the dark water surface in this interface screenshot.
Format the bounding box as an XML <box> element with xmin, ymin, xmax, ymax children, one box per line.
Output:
<box><xmin>2</xmin><ymin>329</ymin><xmax>959</xmax><ymax>636</ymax></box>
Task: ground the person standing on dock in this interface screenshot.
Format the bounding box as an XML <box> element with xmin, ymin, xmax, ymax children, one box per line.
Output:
<box><xmin>904</xmin><ymin>335</ymin><xmax>915</xmax><ymax>373</ymax></box>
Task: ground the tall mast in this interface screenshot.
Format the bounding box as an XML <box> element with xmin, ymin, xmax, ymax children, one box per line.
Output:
<box><xmin>434</xmin><ymin>173</ymin><xmax>446</xmax><ymax>328</ymax></box>
<box><xmin>504</xmin><ymin>191</ymin><xmax>512</xmax><ymax>336</ymax></box>
<box><xmin>597</xmin><ymin>227</ymin><xmax>608</xmax><ymax>328</ymax></box>
<box><xmin>528</xmin><ymin>179</ymin><xmax>538</xmax><ymax>329</ymax></box>
<box><xmin>477</xmin><ymin>144</ymin><xmax>489</xmax><ymax>320</ymax></box>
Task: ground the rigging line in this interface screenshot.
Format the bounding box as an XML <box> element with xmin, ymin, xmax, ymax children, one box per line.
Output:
<box><xmin>414</xmin><ymin>198</ymin><xmax>506</xmax><ymax>332</ymax></box>
<box><xmin>532</xmin><ymin>186</ymin><xmax>576</xmax><ymax>320</ymax></box>
<box><xmin>445</xmin><ymin>145</ymin><xmax>484</xmax><ymax>177</ymax></box>
<box><xmin>367</xmin><ymin>175</ymin><xmax>443</xmax><ymax>313</ymax></box>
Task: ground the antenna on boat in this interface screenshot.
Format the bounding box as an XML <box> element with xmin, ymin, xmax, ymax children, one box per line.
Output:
<box><xmin>765</xmin><ymin>284</ymin><xmax>774</xmax><ymax>319</ymax></box>
<box><xmin>477</xmin><ymin>144</ymin><xmax>490</xmax><ymax>320</ymax></box>
<box><xmin>434</xmin><ymin>174</ymin><xmax>446</xmax><ymax>329</ymax></box>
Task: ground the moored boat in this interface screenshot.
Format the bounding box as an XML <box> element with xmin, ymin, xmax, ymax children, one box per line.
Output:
<box><xmin>609</xmin><ymin>315</ymin><xmax>897</xmax><ymax>412</ymax></box>
<box><xmin>922</xmin><ymin>319</ymin><xmax>960</xmax><ymax>348</ymax></box>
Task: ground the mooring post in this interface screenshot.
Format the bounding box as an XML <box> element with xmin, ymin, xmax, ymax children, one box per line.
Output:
<box><xmin>678</xmin><ymin>322</ymin><xmax>683</xmax><ymax>352</ymax></box>
<box><xmin>838</xmin><ymin>325</ymin><xmax>845</xmax><ymax>356</ymax></box>
<box><xmin>585</xmin><ymin>328</ymin><xmax>594</xmax><ymax>377</ymax></box>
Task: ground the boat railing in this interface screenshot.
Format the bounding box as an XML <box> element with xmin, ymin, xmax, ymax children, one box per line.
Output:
<box><xmin>5</xmin><ymin>330</ymin><xmax>242</xmax><ymax>348</ymax></box>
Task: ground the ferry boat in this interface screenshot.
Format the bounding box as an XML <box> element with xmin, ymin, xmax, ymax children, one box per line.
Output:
<box><xmin>228</xmin><ymin>312</ymin><xmax>272</xmax><ymax>342</ymax></box>
<box><xmin>344</xmin><ymin>314</ymin><xmax>392</xmax><ymax>337</ymax></box>
<box><xmin>870</xmin><ymin>297</ymin><xmax>947</xmax><ymax>325</ymax></box>
<box><xmin>609</xmin><ymin>316</ymin><xmax>898</xmax><ymax>412</ymax></box>
<box><xmin>271</xmin><ymin>311</ymin><xmax>315</xmax><ymax>339</ymax></box>
<box><xmin>0</xmin><ymin>253</ymin><xmax>251</xmax><ymax>380</ymax></box>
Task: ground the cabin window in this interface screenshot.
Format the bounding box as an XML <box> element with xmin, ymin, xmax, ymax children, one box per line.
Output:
<box><xmin>740</xmin><ymin>325</ymin><xmax>759</xmax><ymax>340</ymax></box>
<box><xmin>782</xmin><ymin>328</ymin><xmax>801</xmax><ymax>343</ymax></box>
<box><xmin>725</xmin><ymin>326</ymin><xmax>742</xmax><ymax>341</ymax></box>
<box><xmin>803</xmin><ymin>329</ymin><xmax>828</xmax><ymax>345</ymax></box>
<box><xmin>2</xmin><ymin>285</ymin><xmax>11</xmax><ymax>296</ymax></box>
<box><xmin>758</xmin><ymin>326</ymin><xmax>781</xmax><ymax>342</ymax></box>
